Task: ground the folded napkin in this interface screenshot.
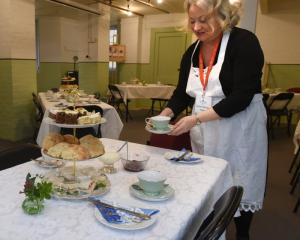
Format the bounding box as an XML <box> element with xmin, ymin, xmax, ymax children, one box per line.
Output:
<box><xmin>165</xmin><ymin>148</ymin><xmax>201</xmax><ymax>162</ymax></box>
<box><xmin>91</xmin><ymin>198</ymin><xmax>159</xmax><ymax>224</ymax></box>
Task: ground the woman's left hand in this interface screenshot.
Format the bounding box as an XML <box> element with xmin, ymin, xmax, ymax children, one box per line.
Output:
<box><xmin>169</xmin><ymin>115</ymin><xmax>197</xmax><ymax>136</ymax></box>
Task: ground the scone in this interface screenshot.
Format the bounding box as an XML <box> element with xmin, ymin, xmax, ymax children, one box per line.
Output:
<box><xmin>63</xmin><ymin>134</ymin><xmax>79</xmax><ymax>144</ymax></box>
<box><xmin>47</xmin><ymin>142</ymin><xmax>70</xmax><ymax>158</ymax></box>
<box><xmin>42</xmin><ymin>133</ymin><xmax>64</xmax><ymax>151</ymax></box>
<box><xmin>61</xmin><ymin>144</ymin><xmax>90</xmax><ymax>160</ymax></box>
<box><xmin>79</xmin><ymin>135</ymin><xmax>105</xmax><ymax>157</ymax></box>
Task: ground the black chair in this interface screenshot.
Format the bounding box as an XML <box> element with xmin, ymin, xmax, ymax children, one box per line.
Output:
<box><xmin>268</xmin><ymin>92</ymin><xmax>294</xmax><ymax>137</ymax></box>
<box><xmin>32</xmin><ymin>93</ymin><xmax>44</xmax><ymax>141</ymax></box>
<box><xmin>61</xmin><ymin>105</ymin><xmax>104</xmax><ymax>138</ymax></box>
<box><xmin>194</xmin><ymin>186</ymin><xmax>243</xmax><ymax>240</ymax></box>
<box><xmin>108</xmin><ymin>84</ymin><xmax>132</xmax><ymax>122</ymax></box>
<box><xmin>149</xmin><ymin>98</ymin><xmax>169</xmax><ymax>116</ymax></box>
<box><xmin>289</xmin><ymin>137</ymin><xmax>300</xmax><ymax>174</ymax></box>
<box><xmin>293</xmin><ymin>197</ymin><xmax>300</xmax><ymax>213</ymax></box>
<box><xmin>0</xmin><ymin>143</ymin><xmax>41</xmax><ymax>171</ymax></box>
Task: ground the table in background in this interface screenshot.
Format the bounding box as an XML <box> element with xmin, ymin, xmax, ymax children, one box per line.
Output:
<box><xmin>0</xmin><ymin>138</ymin><xmax>233</xmax><ymax>240</ymax></box>
<box><xmin>266</xmin><ymin>92</ymin><xmax>300</xmax><ymax>110</ymax></box>
<box><xmin>36</xmin><ymin>93</ymin><xmax>123</xmax><ymax>146</ymax></box>
<box><xmin>115</xmin><ymin>84</ymin><xmax>175</xmax><ymax>104</ymax></box>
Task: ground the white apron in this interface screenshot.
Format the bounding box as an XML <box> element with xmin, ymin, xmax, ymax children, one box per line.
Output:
<box><xmin>186</xmin><ymin>31</ymin><xmax>268</xmax><ymax>212</ymax></box>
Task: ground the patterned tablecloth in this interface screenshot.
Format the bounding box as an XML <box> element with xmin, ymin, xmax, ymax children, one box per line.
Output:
<box><xmin>36</xmin><ymin>92</ymin><xmax>123</xmax><ymax>146</ymax></box>
<box><xmin>0</xmin><ymin>138</ymin><xmax>233</xmax><ymax>240</ymax></box>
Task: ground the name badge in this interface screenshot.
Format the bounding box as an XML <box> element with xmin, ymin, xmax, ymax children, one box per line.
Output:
<box><xmin>194</xmin><ymin>95</ymin><xmax>212</xmax><ymax>113</ymax></box>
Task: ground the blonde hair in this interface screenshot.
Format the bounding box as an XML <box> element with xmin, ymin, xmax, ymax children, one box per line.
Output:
<box><xmin>184</xmin><ymin>0</ymin><xmax>242</xmax><ymax>31</ymax></box>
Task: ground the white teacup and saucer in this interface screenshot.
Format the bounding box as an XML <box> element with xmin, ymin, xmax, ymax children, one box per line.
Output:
<box><xmin>145</xmin><ymin>116</ymin><xmax>173</xmax><ymax>134</ymax></box>
<box><xmin>129</xmin><ymin>170</ymin><xmax>175</xmax><ymax>201</ymax></box>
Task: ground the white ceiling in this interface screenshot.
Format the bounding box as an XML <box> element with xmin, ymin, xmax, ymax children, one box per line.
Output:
<box><xmin>36</xmin><ymin>0</ymin><xmax>186</xmax><ymax>25</ymax></box>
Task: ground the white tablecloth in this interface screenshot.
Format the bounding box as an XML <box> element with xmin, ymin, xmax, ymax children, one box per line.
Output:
<box><xmin>115</xmin><ymin>84</ymin><xmax>175</xmax><ymax>104</ymax></box>
<box><xmin>36</xmin><ymin>93</ymin><xmax>123</xmax><ymax>146</ymax></box>
<box><xmin>0</xmin><ymin>138</ymin><xmax>233</xmax><ymax>240</ymax></box>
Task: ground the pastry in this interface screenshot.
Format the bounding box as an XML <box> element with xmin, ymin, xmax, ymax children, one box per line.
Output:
<box><xmin>79</xmin><ymin>135</ymin><xmax>105</xmax><ymax>157</ymax></box>
<box><xmin>47</xmin><ymin>142</ymin><xmax>71</xmax><ymax>158</ymax></box>
<box><xmin>61</xmin><ymin>144</ymin><xmax>90</xmax><ymax>160</ymax></box>
<box><xmin>63</xmin><ymin>134</ymin><xmax>79</xmax><ymax>144</ymax></box>
<box><xmin>42</xmin><ymin>133</ymin><xmax>64</xmax><ymax>151</ymax></box>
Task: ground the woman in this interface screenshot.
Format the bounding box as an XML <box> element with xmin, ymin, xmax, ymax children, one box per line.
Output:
<box><xmin>160</xmin><ymin>0</ymin><xmax>267</xmax><ymax>239</ymax></box>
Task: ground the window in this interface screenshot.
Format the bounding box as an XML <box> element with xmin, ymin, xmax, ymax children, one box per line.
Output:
<box><xmin>109</xmin><ymin>29</ymin><xmax>118</xmax><ymax>70</ymax></box>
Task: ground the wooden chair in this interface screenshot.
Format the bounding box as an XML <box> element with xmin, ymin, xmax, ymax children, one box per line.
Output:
<box><xmin>0</xmin><ymin>143</ymin><xmax>41</xmax><ymax>170</ymax></box>
<box><xmin>108</xmin><ymin>84</ymin><xmax>132</xmax><ymax>122</ymax></box>
<box><xmin>193</xmin><ymin>186</ymin><xmax>244</xmax><ymax>240</ymax></box>
<box><xmin>268</xmin><ymin>92</ymin><xmax>294</xmax><ymax>138</ymax></box>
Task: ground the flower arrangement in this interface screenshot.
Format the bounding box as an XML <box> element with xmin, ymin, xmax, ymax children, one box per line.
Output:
<box><xmin>20</xmin><ymin>173</ymin><xmax>52</xmax><ymax>214</ymax></box>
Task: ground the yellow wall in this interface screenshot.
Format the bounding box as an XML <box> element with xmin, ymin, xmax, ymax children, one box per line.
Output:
<box><xmin>256</xmin><ymin>0</ymin><xmax>300</xmax><ymax>89</ymax></box>
<box><xmin>256</xmin><ymin>0</ymin><xmax>300</xmax><ymax>64</ymax></box>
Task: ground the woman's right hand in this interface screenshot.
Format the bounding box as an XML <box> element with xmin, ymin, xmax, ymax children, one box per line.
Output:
<box><xmin>160</xmin><ymin>107</ymin><xmax>174</xmax><ymax>117</ymax></box>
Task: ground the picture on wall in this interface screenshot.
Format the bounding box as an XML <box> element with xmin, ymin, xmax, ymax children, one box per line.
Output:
<box><xmin>109</xmin><ymin>45</ymin><xmax>126</xmax><ymax>62</ymax></box>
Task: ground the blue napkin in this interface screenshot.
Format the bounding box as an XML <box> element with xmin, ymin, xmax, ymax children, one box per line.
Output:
<box><xmin>92</xmin><ymin>199</ymin><xmax>159</xmax><ymax>224</ymax></box>
<box><xmin>170</xmin><ymin>148</ymin><xmax>201</xmax><ymax>162</ymax></box>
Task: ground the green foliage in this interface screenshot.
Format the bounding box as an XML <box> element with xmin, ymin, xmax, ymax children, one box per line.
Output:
<box><xmin>20</xmin><ymin>173</ymin><xmax>52</xmax><ymax>201</ymax></box>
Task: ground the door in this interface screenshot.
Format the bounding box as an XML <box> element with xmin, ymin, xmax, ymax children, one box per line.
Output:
<box><xmin>153</xmin><ymin>30</ymin><xmax>190</xmax><ymax>85</ymax></box>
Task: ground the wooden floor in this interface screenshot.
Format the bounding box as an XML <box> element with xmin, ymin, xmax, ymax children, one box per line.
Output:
<box><xmin>1</xmin><ymin>109</ymin><xmax>300</xmax><ymax>239</ymax></box>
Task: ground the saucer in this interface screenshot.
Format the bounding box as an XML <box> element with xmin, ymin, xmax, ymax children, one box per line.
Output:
<box><xmin>129</xmin><ymin>182</ymin><xmax>174</xmax><ymax>201</ymax></box>
<box><xmin>145</xmin><ymin>124</ymin><xmax>173</xmax><ymax>134</ymax></box>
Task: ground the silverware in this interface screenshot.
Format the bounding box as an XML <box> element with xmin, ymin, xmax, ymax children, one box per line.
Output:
<box><xmin>89</xmin><ymin>199</ymin><xmax>151</xmax><ymax>220</ymax></box>
<box><xmin>31</xmin><ymin>158</ymin><xmax>57</xmax><ymax>166</ymax></box>
<box><xmin>176</xmin><ymin>150</ymin><xmax>191</xmax><ymax>161</ymax></box>
<box><xmin>117</xmin><ymin>141</ymin><xmax>128</xmax><ymax>152</ymax></box>
<box><xmin>132</xmin><ymin>184</ymin><xmax>168</xmax><ymax>196</ymax></box>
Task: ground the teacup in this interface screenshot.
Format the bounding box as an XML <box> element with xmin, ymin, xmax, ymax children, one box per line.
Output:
<box><xmin>137</xmin><ymin>170</ymin><xmax>166</xmax><ymax>194</ymax></box>
<box><xmin>145</xmin><ymin>115</ymin><xmax>170</xmax><ymax>130</ymax></box>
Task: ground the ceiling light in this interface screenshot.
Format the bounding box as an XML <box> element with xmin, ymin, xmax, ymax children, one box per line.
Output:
<box><xmin>157</xmin><ymin>0</ymin><xmax>163</xmax><ymax>4</ymax></box>
<box><xmin>126</xmin><ymin>0</ymin><xmax>133</xmax><ymax>16</ymax></box>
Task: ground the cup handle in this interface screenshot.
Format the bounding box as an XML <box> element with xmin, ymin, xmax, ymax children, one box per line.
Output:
<box><xmin>145</xmin><ymin>118</ymin><xmax>153</xmax><ymax>128</ymax></box>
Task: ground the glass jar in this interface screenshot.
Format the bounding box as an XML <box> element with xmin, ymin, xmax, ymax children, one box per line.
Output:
<box><xmin>22</xmin><ymin>197</ymin><xmax>44</xmax><ymax>215</ymax></box>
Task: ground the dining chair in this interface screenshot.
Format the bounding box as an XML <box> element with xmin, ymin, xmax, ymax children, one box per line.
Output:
<box><xmin>287</xmin><ymin>87</ymin><xmax>300</xmax><ymax>93</ymax></box>
<box><xmin>147</xmin><ymin>131</ymin><xmax>192</xmax><ymax>151</ymax></box>
<box><xmin>193</xmin><ymin>186</ymin><xmax>244</xmax><ymax>240</ymax></box>
<box><xmin>60</xmin><ymin>105</ymin><xmax>104</xmax><ymax>138</ymax></box>
<box><xmin>0</xmin><ymin>143</ymin><xmax>41</xmax><ymax>171</ymax></box>
<box><xmin>293</xmin><ymin>197</ymin><xmax>300</xmax><ymax>213</ymax></box>
<box><xmin>108</xmin><ymin>84</ymin><xmax>132</xmax><ymax>122</ymax></box>
<box><xmin>32</xmin><ymin>92</ymin><xmax>44</xmax><ymax>141</ymax></box>
<box><xmin>149</xmin><ymin>98</ymin><xmax>169</xmax><ymax>116</ymax></box>
<box><xmin>267</xmin><ymin>92</ymin><xmax>294</xmax><ymax>138</ymax></box>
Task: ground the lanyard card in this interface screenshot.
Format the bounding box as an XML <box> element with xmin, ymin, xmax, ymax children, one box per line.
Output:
<box><xmin>194</xmin><ymin>95</ymin><xmax>212</xmax><ymax>113</ymax></box>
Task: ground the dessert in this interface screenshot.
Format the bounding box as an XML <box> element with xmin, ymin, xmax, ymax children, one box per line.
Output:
<box><xmin>47</xmin><ymin>142</ymin><xmax>71</xmax><ymax>158</ymax></box>
<box><xmin>64</xmin><ymin>110</ymin><xmax>78</xmax><ymax>124</ymax></box>
<box><xmin>51</xmin><ymin>107</ymin><xmax>101</xmax><ymax>125</ymax></box>
<box><xmin>42</xmin><ymin>133</ymin><xmax>64</xmax><ymax>151</ymax></box>
<box><xmin>61</xmin><ymin>144</ymin><xmax>90</xmax><ymax>160</ymax></box>
<box><xmin>63</xmin><ymin>134</ymin><xmax>79</xmax><ymax>144</ymax></box>
<box><xmin>79</xmin><ymin>135</ymin><xmax>105</xmax><ymax>157</ymax></box>
<box><xmin>55</xmin><ymin>111</ymin><xmax>65</xmax><ymax>123</ymax></box>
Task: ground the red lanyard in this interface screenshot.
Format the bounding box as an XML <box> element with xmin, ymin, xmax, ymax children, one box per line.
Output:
<box><xmin>198</xmin><ymin>34</ymin><xmax>222</xmax><ymax>93</ymax></box>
